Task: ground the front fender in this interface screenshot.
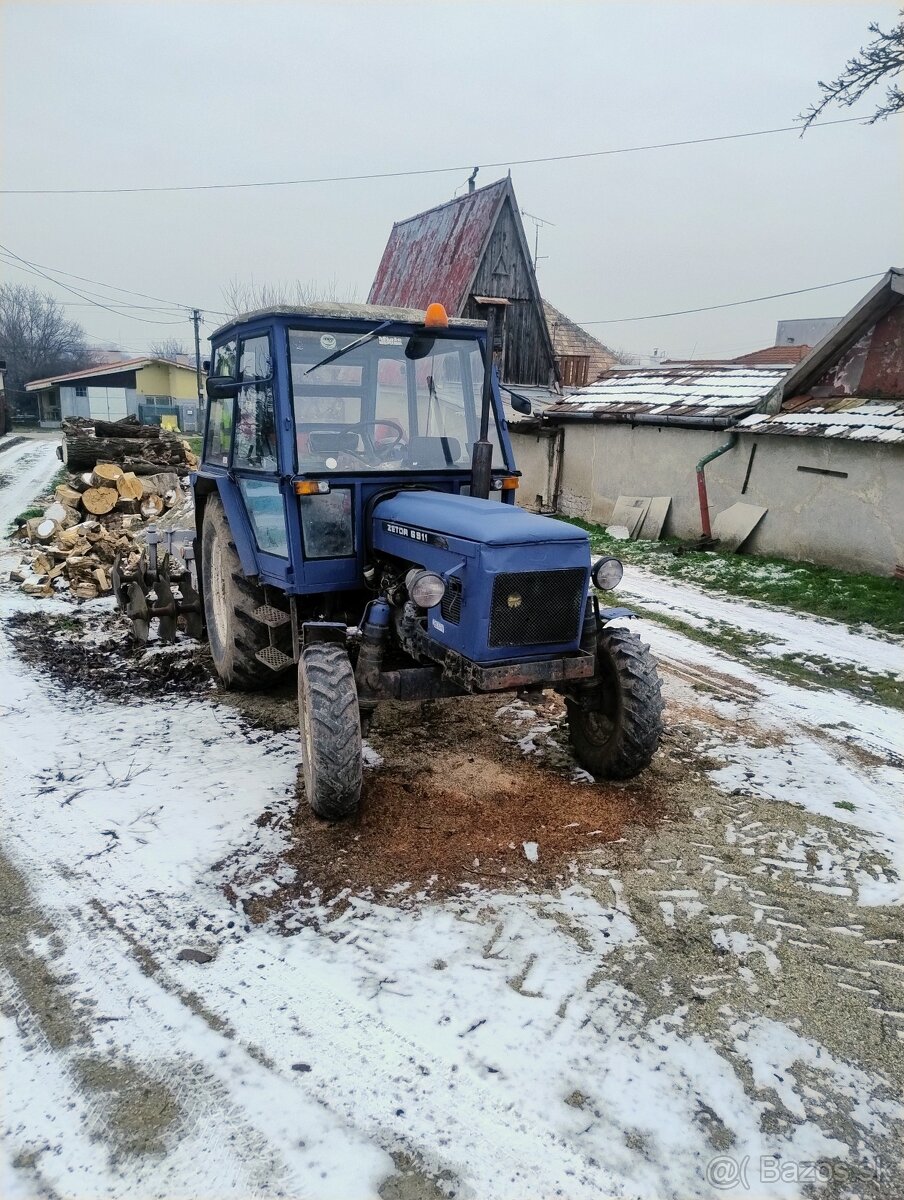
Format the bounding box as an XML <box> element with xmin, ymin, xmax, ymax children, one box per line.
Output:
<box><xmin>598</xmin><ymin>605</ymin><xmax>637</xmax><ymax>623</ymax></box>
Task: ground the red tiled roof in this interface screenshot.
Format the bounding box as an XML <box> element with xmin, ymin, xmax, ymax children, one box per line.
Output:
<box><xmin>733</xmin><ymin>345</ymin><xmax>812</xmax><ymax>365</ymax></box>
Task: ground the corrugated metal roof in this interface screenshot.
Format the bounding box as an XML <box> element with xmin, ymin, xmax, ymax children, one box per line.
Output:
<box><xmin>738</xmin><ymin>396</ymin><xmax>904</xmax><ymax>443</ymax></box>
<box><xmin>368</xmin><ymin>180</ymin><xmax>510</xmax><ymax>311</ymax></box>
<box><xmin>547</xmin><ymin>365</ymin><xmax>787</xmax><ymax>423</ymax></box>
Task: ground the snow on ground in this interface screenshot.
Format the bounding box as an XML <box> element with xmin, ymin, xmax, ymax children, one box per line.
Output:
<box><xmin>618</xmin><ymin>562</ymin><xmax>903</xmax><ymax>678</ymax></box>
<box><xmin>1</xmin><ymin>442</ymin><xmax>902</xmax><ymax>1199</ymax></box>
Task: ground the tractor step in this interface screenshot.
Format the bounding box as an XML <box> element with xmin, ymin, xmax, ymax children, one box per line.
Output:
<box><xmin>255</xmin><ymin>645</ymin><xmax>294</xmax><ymax>671</ymax></box>
<box><xmin>253</xmin><ymin>604</ymin><xmax>292</xmax><ymax>628</ymax></box>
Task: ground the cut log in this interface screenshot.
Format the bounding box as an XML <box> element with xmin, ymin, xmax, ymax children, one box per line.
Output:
<box><xmin>71</xmin><ymin>473</ymin><xmax>95</xmax><ymax>493</ymax></box>
<box><xmin>72</xmin><ymin>581</ymin><xmax>99</xmax><ymax>600</ymax></box>
<box><xmin>140</xmin><ymin>494</ymin><xmax>165</xmax><ymax>520</ymax></box>
<box><xmin>82</xmin><ymin>487</ymin><xmax>119</xmax><ymax>515</ymax></box>
<box><xmin>30</xmin><ymin>518</ymin><xmax>59</xmax><ymax>542</ymax></box>
<box><xmin>93</xmin><ymin>567</ymin><xmax>111</xmax><ymax>593</ymax></box>
<box><xmin>116</xmin><ymin>498</ymin><xmax>140</xmax><ymax>514</ymax></box>
<box><xmin>90</xmin><ymin>417</ymin><xmax>160</xmax><ymax>439</ymax></box>
<box><xmin>116</xmin><ymin>471</ymin><xmax>144</xmax><ymax>501</ymax></box>
<box><xmin>140</xmin><ymin>471</ymin><xmax>181</xmax><ymax>497</ymax></box>
<box><xmin>63</xmin><ymin>435</ymin><xmax>191</xmax><ymax>473</ymax></box>
<box><xmin>55</xmin><ymin>484</ymin><xmax>83</xmax><ymax>508</ymax></box>
<box><xmin>43</xmin><ymin>502</ymin><xmax>69</xmax><ymax>524</ymax></box>
<box><xmin>32</xmin><ymin>552</ymin><xmax>53</xmax><ymax>576</ymax></box>
<box><xmin>91</xmin><ymin>463</ymin><xmax>124</xmax><ymax>488</ymax></box>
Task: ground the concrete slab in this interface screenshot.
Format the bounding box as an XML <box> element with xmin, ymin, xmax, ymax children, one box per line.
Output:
<box><xmin>638</xmin><ymin>496</ymin><xmax>672</xmax><ymax>541</ymax></box>
<box><xmin>609</xmin><ymin>495</ymin><xmax>651</xmax><ymax>539</ymax></box>
<box><xmin>713</xmin><ymin>501</ymin><xmax>768</xmax><ymax>551</ymax></box>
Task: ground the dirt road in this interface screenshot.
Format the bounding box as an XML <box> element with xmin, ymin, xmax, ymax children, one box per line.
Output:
<box><xmin>1</xmin><ymin>436</ymin><xmax>902</xmax><ymax>1199</ymax></box>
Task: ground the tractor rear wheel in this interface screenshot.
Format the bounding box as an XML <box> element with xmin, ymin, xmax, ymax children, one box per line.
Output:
<box><xmin>298</xmin><ymin>643</ymin><xmax>363</xmax><ymax>821</ymax></box>
<box><xmin>201</xmin><ymin>496</ymin><xmax>277</xmax><ymax>691</ymax></box>
<box><xmin>565</xmin><ymin>625</ymin><xmax>663</xmax><ymax>780</ymax></box>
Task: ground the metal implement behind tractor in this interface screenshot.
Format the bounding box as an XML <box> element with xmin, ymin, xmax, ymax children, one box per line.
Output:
<box><xmin>119</xmin><ymin>300</ymin><xmax>663</xmax><ymax>819</ymax></box>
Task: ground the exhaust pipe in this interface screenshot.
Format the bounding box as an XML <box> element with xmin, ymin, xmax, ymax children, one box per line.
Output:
<box><xmin>471</xmin><ymin>304</ymin><xmax>498</xmax><ymax>500</ymax></box>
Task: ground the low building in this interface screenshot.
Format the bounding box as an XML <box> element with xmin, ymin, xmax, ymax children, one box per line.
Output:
<box><xmin>26</xmin><ymin>357</ymin><xmax>203</xmax><ymax>431</ymax></box>
<box><xmin>542</xmin><ymin>301</ymin><xmax>620</xmax><ymax>386</ymax></box>
<box><xmin>513</xmin><ymin>270</ymin><xmax>903</xmax><ymax>575</ymax></box>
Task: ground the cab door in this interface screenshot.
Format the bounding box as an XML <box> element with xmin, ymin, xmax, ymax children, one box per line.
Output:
<box><xmin>229</xmin><ymin>332</ymin><xmax>291</xmax><ymax>582</ymax></box>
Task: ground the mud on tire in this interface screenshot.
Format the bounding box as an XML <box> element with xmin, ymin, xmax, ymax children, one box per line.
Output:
<box><xmin>566</xmin><ymin>624</ymin><xmax>664</xmax><ymax>780</ymax></box>
<box><xmin>201</xmin><ymin>496</ymin><xmax>283</xmax><ymax>691</ymax></box>
<box><xmin>298</xmin><ymin>643</ymin><xmax>363</xmax><ymax>821</ymax></box>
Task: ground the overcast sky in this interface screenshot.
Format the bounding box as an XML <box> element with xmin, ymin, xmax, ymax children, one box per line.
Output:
<box><xmin>1</xmin><ymin>1</ymin><xmax>901</xmax><ymax>361</ymax></box>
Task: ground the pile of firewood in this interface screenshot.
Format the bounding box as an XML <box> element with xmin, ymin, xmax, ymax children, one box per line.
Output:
<box><xmin>9</xmin><ymin>417</ymin><xmax>197</xmax><ymax>600</ymax></box>
<box><xmin>60</xmin><ymin>414</ymin><xmax>198</xmax><ymax>475</ymax></box>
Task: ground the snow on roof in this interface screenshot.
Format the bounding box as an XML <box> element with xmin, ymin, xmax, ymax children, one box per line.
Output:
<box><xmin>547</xmin><ymin>364</ymin><xmax>787</xmax><ymax>423</ymax></box>
<box><xmin>738</xmin><ymin>399</ymin><xmax>904</xmax><ymax>443</ymax></box>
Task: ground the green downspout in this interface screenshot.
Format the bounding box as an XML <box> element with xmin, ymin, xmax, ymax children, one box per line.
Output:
<box><xmin>695</xmin><ymin>431</ymin><xmax>738</xmax><ymax>540</ymax></box>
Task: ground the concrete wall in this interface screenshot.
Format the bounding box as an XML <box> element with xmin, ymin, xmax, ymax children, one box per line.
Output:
<box><xmin>511</xmin><ymin>421</ymin><xmax>904</xmax><ymax>575</ymax></box>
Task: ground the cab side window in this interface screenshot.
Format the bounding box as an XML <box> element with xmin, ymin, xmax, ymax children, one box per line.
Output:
<box><xmin>204</xmin><ymin>339</ymin><xmax>236</xmax><ymax>465</ymax></box>
<box><xmin>233</xmin><ymin>335</ymin><xmax>277</xmax><ymax>472</ymax></box>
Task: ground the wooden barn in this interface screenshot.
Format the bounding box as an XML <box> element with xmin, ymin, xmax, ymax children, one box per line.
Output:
<box><xmin>368</xmin><ymin>177</ymin><xmax>558</xmax><ymax>387</ymax></box>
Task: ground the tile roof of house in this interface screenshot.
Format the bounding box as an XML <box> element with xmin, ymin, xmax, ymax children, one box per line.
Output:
<box><xmin>368</xmin><ymin>179</ymin><xmax>511</xmax><ymax>311</ymax></box>
<box><xmin>25</xmin><ymin>357</ymin><xmax>196</xmax><ymax>390</ymax></box>
<box><xmin>542</xmin><ymin>301</ymin><xmax>620</xmax><ymax>379</ymax></box>
<box><xmin>546</xmin><ymin>364</ymin><xmax>787</xmax><ymax>426</ymax></box>
<box><xmin>738</xmin><ymin>396</ymin><xmax>904</xmax><ymax>443</ymax></box>
<box><xmin>733</xmin><ymin>344</ymin><xmax>812</xmax><ymax>366</ymax></box>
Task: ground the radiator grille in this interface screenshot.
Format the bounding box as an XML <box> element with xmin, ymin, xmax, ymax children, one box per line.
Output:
<box><xmin>489</xmin><ymin>568</ymin><xmax>586</xmax><ymax>648</ymax></box>
<box><xmin>441</xmin><ymin>576</ymin><xmax>462</xmax><ymax>624</ymax></box>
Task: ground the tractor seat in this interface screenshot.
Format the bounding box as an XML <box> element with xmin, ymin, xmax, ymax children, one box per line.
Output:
<box><xmin>404</xmin><ymin>436</ymin><xmax>462</xmax><ymax>468</ymax></box>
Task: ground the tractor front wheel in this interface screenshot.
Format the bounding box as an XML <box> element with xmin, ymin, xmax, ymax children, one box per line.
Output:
<box><xmin>565</xmin><ymin>625</ymin><xmax>664</xmax><ymax>780</ymax></box>
<box><xmin>298</xmin><ymin>643</ymin><xmax>363</xmax><ymax>821</ymax></box>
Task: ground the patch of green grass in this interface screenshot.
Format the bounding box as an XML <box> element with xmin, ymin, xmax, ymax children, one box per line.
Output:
<box><xmin>629</xmin><ymin>603</ymin><xmax>904</xmax><ymax>711</ymax></box>
<box><xmin>566</xmin><ymin>517</ymin><xmax>903</xmax><ymax>637</ymax></box>
<box><xmin>186</xmin><ymin>436</ymin><xmax>202</xmax><ymax>456</ymax></box>
<box><xmin>834</xmin><ymin>800</ymin><xmax>857</xmax><ymax>812</ymax></box>
<box><xmin>8</xmin><ymin>506</ymin><xmax>43</xmax><ymax>534</ymax></box>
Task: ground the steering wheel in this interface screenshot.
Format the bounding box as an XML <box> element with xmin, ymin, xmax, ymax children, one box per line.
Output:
<box><xmin>358</xmin><ymin>418</ymin><xmax>406</xmax><ymax>461</ymax></box>
<box><xmin>296</xmin><ymin>419</ymin><xmax>406</xmax><ymax>466</ymax></box>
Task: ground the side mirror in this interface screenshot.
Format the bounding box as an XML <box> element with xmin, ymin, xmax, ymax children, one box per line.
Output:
<box><xmin>405</xmin><ymin>335</ymin><xmax>436</xmax><ymax>361</ymax></box>
<box><xmin>205</xmin><ymin>375</ymin><xmax>240</xmax><ymax>400</ymax></box>
<box><xmin>509</xmin><ymin>391</ymin><xmax>532</xmax><ymax>416</ymax></box>
<box><xmin>202</xmin><ymin>359</ymin><xmax>211</xmax><ymax>373</ymax></box>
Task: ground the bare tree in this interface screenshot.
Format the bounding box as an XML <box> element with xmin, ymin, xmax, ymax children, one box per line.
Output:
<box><xmin>801</xmin><ymin>11</ymin><xmax>904</xmax><ymax>130</ymax></box>
<box><xmin>150</xmin><ymin>337</ymin><xmax>189</xmax><ymax>361</ymax></box>
<box><xmin>0</xmin><ymin>284</ymin><xmax>93</xmax><ymax>416</ymax></box>
<box><xmin>221</xmin><ymin>276</ymin><xmax>358</xmax><ymax>315</ymax></box>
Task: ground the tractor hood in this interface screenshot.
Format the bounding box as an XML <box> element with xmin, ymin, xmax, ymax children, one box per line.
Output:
<box><xmin>373</xmin><ymin>490</ymin><xmax>587</xmax><ymax>549</ymax></box>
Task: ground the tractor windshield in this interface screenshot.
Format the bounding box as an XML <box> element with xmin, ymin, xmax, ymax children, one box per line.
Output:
<box><xmin>289</xmin><ymin>329</ymin><xmax>507</xmax><ymax>473</ymax></box>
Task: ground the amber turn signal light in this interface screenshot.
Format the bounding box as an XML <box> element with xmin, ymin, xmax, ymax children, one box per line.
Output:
<box><xmin>424</xmin><ymin>302</ymin><xmax>449</xmax><ymax>329</ymax></box>
<box><xmin>294</xmin><ymin>480</ymin><xmax>331</xmax><ymax>495</ymax></box>
<box><xmin>491</xmin><ymin>476</ymin><xmax>519</xmax><ymax>491</ymax></box>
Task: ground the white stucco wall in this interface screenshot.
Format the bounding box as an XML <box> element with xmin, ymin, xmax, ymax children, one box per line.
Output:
<box><xmin>512</xmin><ymin>421</ymin><xmax>904</xmax><ymax>576</ymax></box>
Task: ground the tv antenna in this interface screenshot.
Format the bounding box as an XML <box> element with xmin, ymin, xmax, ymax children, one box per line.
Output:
<box><xmin>520</xmin><ymin>209</ymin><xmax>555</xmax><ymax>271</ymax></box>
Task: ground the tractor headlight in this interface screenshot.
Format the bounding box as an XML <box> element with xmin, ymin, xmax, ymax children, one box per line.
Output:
<box><xmin>405</xmin><ymin>568</ymin><xmax>446</xmax><ymax>608</ymax></box>
<box><xmin>591</xmin><ymin>556</ymin><xmax>624</xmax><ymax>591</ymax></box>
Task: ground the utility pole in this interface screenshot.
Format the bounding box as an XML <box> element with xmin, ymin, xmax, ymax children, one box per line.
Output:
<box><xmin>192</xmin><ymin>309</ymin><xmax>203</xmax><ymax>404</ymax></box>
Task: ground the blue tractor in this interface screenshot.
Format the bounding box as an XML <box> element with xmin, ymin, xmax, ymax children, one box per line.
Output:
<box><xmin>190</xmin><ymin>301</ymin><xmax>662</xmax><ymax>819</ymax></box>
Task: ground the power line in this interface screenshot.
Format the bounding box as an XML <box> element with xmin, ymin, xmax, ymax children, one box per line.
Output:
<box><xmin>575</xmin><ymin>272</ymin><xmax>884</xmax><ymax>325</ymax></box>
<box><xmin>0</xmin><ymin>250</ymin><xmax>194</xmax><ymax>311</ymax></box>
<box><xmin>0</xmin><ymin>246</ymin><xmax>192</xmax><ymax>324</ymax></box>
<box><xmin>0</xmin><ymin>115</ymin><xmax>881</xmax><ymax>196</ymax></box>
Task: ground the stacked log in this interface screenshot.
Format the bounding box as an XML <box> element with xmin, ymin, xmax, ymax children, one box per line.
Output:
<box><xmin>60</xmin><ymin>415</ymin><xmax>198</xmax><ymax>475</ymax></box>
<box><xmin>8</xmin><ymin>424</ymin><xmax>195</xmax><ymax>601</ymax></box>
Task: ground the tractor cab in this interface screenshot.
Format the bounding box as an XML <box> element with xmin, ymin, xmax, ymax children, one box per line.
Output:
<box><xmin>187</xmin><ymin>301</ymin><xmax>662</xmax><ymax>820</ymax></box>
